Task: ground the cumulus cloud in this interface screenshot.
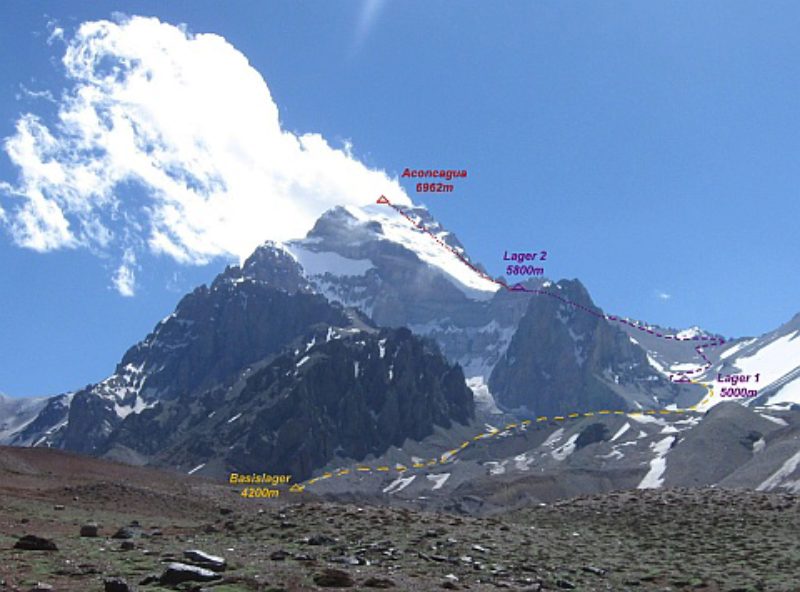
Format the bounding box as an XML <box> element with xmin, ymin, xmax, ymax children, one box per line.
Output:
<box><xmin>1</xmin><ymin>15</ymin><xmax>410</xmax><ymax>292</ymax></box>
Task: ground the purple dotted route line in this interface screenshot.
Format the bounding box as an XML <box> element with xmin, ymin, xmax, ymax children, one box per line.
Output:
<box><xmin>378</xmin><ymin>196</ymin><xmax>725</xmax><ymax>383</ymax></box>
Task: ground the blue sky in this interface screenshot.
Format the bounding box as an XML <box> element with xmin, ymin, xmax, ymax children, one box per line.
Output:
<box><xmin>1</xmin><ymin>1</ymin><xmax>798</xmax><ymax>397</ymax></box>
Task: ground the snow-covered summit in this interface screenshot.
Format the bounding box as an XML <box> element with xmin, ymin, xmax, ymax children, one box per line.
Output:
<box><xmin>284</xmin><ymin>203</ymin><xmax>500</xmax><ymax>300</ymax></box>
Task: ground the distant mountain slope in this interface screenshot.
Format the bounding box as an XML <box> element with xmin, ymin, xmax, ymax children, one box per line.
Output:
<box><xmin>630</xmin><ymin>312</ymin><xmax>800</xmax><ymax>411</ymax></box>
<box><xmin>0</xmin><ymin>394</ymin><xmax>49</xmax><ymax>444</ymax></box>
<box><xmin>711</xmin><ymin>313</ymin><xmax>800</xmax><ymax>408</ymax></box>
<box><xmin>306</xmin><ymin>403</ymin><xmax>800</xmax><ymax>510</ymax></box>
<box><xmin>489</xmin><ymin>279</ymin><xmax>692</xmax><ymax>416</ymax></box>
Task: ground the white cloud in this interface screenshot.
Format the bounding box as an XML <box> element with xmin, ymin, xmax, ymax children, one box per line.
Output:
<box><xmin>1</xmin><ymin>15</ymin><xmax>410</xmax><ymax>289</ymax></box>
<box><xmin>112</xmin><ymin>248</ymin><xmax>136</xmax><ymax>297</ymax></box>
<box><xmin>655</xmin><ymin>290</ymin><xmax>672</xmax><ymax>301</ymax></box>
<box><xmin>46</xmin><ymin>19</ymin><xmax>65</xmax><ymax>45</ymax></box>
<box><xmin>17</xmin><ymin>85</ymin><xmax>56</xmax><ymax>103</ymax></box>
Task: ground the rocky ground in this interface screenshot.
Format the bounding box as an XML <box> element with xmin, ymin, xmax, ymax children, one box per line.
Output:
<box><xmin>1</xmin><ymin>446</ymin><xmax>798</xmax><ymax>592</ymax></box>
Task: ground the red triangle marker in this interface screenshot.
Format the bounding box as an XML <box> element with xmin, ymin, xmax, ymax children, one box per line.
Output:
<box><xmin>376</xmin><ymin>195</ymin><xmax>390</xmax><ymax>205</ymax></box>
<box><xmin>511</xmin><ymin>283</ymin><xmax>526</xmax><ymax>292</ymax></box>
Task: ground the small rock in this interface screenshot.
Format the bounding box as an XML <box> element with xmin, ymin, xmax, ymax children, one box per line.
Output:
<box><xmin>313</xmin><ymin>568</ymin><xmax>354</xmax><ymax>588</ymax></box>
<box><xmin>219</xmin><ymin>507</ymin><xmax>233</xmax><ymax>515</ymax></box>
<box><xmin>269</xmin><ymin>549</ymin><xmax>289</xmax><ymax>561</ymax></box>
<box><xmin>293</xmin><ymin>553</ymin><xmax>315</xmax><ymax>561</ymax></box>
<box><xmin>582</xmin><ymin>566</ymin><xmax>608</xmax><ymax>576</ymax></box>
<box><xmin>111</xmin><ymin>527</ymin><xmax>135</xmax><ymax>540</ymax></box>
<box><xmin>440</xmin><ymin>583</ymin><xmax>459</xmax><ymax>590</ymax></box>
<box><xmin>104</xmin><ymin>576</ymin><xmax>134</xmax><ymax>592</ymax></box>
<box><xmin>183</xmin><ymin>549</ymin><xmax>226</xmax><ymax>572</ymax></box>
<box><xmin>363</xmin><ymin>577</ymin><xmax>395</xmax><ymax>588</ymax></box>
<box><xmin>556</xmin><ymin>580</ymin><xmax>576</xmax><ymax>589</ymax></box>
<box><xmin>28</xmin><ymin>583</ymin><xmax>54</xmax><ymax>591</ymax></box>
<box><xmin>80</xmin><ymin>523</ymin><xmax>100</xmax><ymax>537</ymax></box>
<box><xmin>14</xmin><ymin>535</ymin><xmax>58</xmax><ymax>551</ymax></box>
<box><xmin>158</xmin><ymin>562</ymin><xmax>222</xmax><ymax>586</ymax></box>
<box><xmin>119</xmin><ymin>541</ymin><xmax>135</xmax><ymax>551</ymax></box>
<box><xmin>307</xmin><ymin>534</ymin><xmax>336</xmax><ymax>545</ymax></box>
<box><xmin>53</xmin><ymin>505</ymin><xmax>65</xmax><ymax>511</ymax></box>
<box><xmin>329</xmin><ymin>555</ymin><xmax>360</xmax><ymax>565</ymax></box>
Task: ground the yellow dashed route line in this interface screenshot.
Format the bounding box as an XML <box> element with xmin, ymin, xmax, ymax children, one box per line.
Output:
<box><xmin>292</xmin><ymin>381</ymin><xmax>714</xmax><ymax>492</ymax></box>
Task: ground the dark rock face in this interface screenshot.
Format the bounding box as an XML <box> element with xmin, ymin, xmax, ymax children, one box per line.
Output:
<box><xmin>575</xmin><ymin>423</ymin><xmax>609</xmax><ymax>449</ymax></box>
<box><xmin>154</xmin><ymin>327</ymin><xmax>474</xmax><ymax>481</ymax></box>
<box><xmin>489</xmin><ymin>279</ymin><xmax>679</xmax><ymax>416</ymax></box>
<box><xmin>13</xmin><ymin>535</ymin><xmax>58</xmax><ymax>551</ymax></box>
<box><xmin>59</xmin><ymin>264</ymin><xmax>350</xmax><ymax>455</ymax></box>
<box><xmin>237</xmin><ymin>328</ymin><xmax>473</xmax><ymax>479</ymax></box>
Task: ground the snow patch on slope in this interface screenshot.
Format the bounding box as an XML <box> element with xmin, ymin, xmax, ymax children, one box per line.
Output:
<box><xmin>551</xmin><ymin>434</ymin><xmax>579</xmax><ymax>461</ymax></box>
<box><xmin>426</xmin><ymin>473</ymin><xmax>451</xmax><ymax>490</ymax></box>
<box><xmin>466</xmin><ymin>376</ymin><xmax>502</xmax><ymax>415</ymax></box>
<box><xmin>286</xmin><ymin>245</ymin><xmax>374</xmax><ymax>277</ymax></box>
<box><xmin>756</xmin><ymin>449</ymin><xmax>800</xmax><ymax>493</ymax></box>
<box><xmin>383</xmin><ymin>475</ymin><xmax>416</xmax><ymax>494</ymax></box>
<box><xmin>637</xmin><ymin>435</ymin><xmax>675</xmax><ymax>489</ymax></box>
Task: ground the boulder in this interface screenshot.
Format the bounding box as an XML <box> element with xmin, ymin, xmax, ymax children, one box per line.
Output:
<box><xmin>104</xmin><ymin>577</ymin><xmax>135</xmax><ymax>592</ymax></box>
<box><xmin>159</xmin><ymin>563</ymin><xmax>222</xmax><ymax>585</ymax></box>
<box><xmin>111</xmin><ymin>527</ymin><xmax>135</xmax><ymax>539</ymax></box>
<box><xmin>313</xmin><ymin>569</ymin><xmax>355</xmax><ymax>588</ymax></box>
<box><xmin>80</xmin><ymin>522</ymin><xmax>100</xmax><ymax>537</ymax></box>
<box><xmin>14</xmin><ymin>535</ymin><xmax>57</xmax><ymax>551</ymax></box>
<box><xmin>183</xmin><ymin>549</ymin><xmax>226</xmax><ymax>572</ymax></box>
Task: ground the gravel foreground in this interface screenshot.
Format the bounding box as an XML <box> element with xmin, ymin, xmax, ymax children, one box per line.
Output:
<box><xmin>1</xmin><ymin>448</ymin><xmax>798</xmax><ymax>591</ymax></box>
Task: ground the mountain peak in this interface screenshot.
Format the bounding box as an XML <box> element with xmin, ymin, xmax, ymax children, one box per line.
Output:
<box><xmin>290</xmin><ymin>202</ymin><xmax>499</xmax><ymax>300</ymax></box>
